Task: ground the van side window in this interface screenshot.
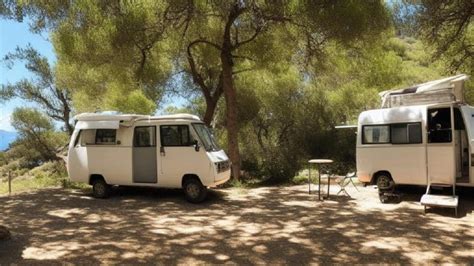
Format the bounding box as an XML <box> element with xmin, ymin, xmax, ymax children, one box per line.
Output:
<box><xmin>160</xmin><ymin>125</ymin><xmax>192</xmax><ymax>146</ymax></box>
<box><xmin>391</xmin><ymin>123</ymin><xmax>422</xmax><ymax>144</ymax></box>
<box><xmin>134</xmin><ymin>126</ymin><xmax>156</xmax><ymax>147</ymax></box>
<box><xmin>428</xmin><ymin>108</ymin><xmax>452</xmax><ymax>143</ymax></box>
<box><xmin>78</xmin><ymin>129</ymin><xmax>96</xmax><ymax>146</ymax></box>
<box><xmin>362</xmin><ymin>125</ymin><xmax>390</xmax><ymax>144</ymax></box>
<box><xmin>95</xmin><ymin>129</ymin><xmax>116</xmax><ymax>144</ymax></box>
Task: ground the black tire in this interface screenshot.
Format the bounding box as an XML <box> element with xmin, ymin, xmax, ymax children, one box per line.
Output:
<box><xmin>92</xmin><ymin>178</ymin><xmax>110</xmax><ymax>199</ymax></box>
<box><xmin>375</xmin><ymin>173</ymin><xmax>394</xmax><ymax>191</ymax></box>
<box><xmin>375</xmin><ymin>172</ymin><xmax>395</xmax><ymax>204</ymax></box>
<box><xmin>183</xmin><ymin>178</ymin><xmax>207</xmax><ymax>203</ymax></box>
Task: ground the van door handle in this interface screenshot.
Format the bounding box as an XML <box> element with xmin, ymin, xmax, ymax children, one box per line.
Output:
<box><xmin>160</xmin><ymin>146</ymin><xmax>165</xmax><ymax>156</ymax></box>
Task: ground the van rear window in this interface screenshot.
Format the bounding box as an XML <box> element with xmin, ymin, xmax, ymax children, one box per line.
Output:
<box><xmin>362</xmin><ymin>125</ymin><xmax>390</xmax><ymax>144</ymax></box>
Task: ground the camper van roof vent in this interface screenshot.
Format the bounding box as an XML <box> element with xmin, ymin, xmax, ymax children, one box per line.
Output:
<box><xmin>379</xmin><ymin>74</ymin><xmax>469</xmax><ymax>108</ymax></box>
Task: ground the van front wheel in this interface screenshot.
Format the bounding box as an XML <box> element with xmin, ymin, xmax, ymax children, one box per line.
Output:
<box><xmin>92</xmin><ymin>178</ymin><xmax>110</xmax><ymax>199</ymax></box>
<box><xmin>183</xmin><ymin>178</ymin><xmax>207</xmax><ymax>203</ymax></box>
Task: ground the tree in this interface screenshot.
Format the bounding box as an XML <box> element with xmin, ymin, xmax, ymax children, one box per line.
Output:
<box><xmin>2</xmin><ymin>0</ymin><xmax>390</xmax><ymax>179</ymax></box>
<box><xmin>1</xmin><ymin>1</ymin><xmax>175</xmax><ymax>114</ymax></box>
<box><xmin>10</xmin><ymin>108</ymin><xmax>68</xmax><ymax>163</ymax></box>
<box><xmin>51</xmin><ymin>1</ymin><xmax>174</xmax><ymax>114</ymax></box>
<box><xmin>393</xmin><ymin>0</ymin><xmax>473</xmax><ymax>73</ymax></box>
<box><xmin>1</xmin><ymin>45</ymin><xmax>74</xmax><ymax>134</ymax></box>
<box><xmin>167</xmin><ymin>1</ymin><xmax>390</xmax><ymax>179</ymax></box>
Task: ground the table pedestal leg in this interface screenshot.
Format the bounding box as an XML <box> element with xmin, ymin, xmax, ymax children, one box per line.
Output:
<box><xmin>318</xmin><ymin>165</ymin><xmax>321</xmax><ymax>201</ymax></box>
<box><xmin>327</xmin><ymin>173</ymin><xmax>330</xmax><ymax>200</ymax></box>
<box><xmin>308</xmin><ymin>164</ymin><xmax>311</xmax><ymax>194</ymax></box>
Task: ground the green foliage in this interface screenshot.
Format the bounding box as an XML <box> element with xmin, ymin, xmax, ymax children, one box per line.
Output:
<box><xmin>104</xmin><ymin>85</ymin><xmax>156</xmax><ymax>115</ymax></box>
<box><xmin>233</xmin><ymin>34</ymin><xmax>447</xmax><ymax>182</ymax></box>
<box><xmin>12</xmin><ymin>107</ymin><xmax>53</xmax><ymax>131</ymax></box>
<box><xmin>392</xmin><ymin>0</ymin><xmax>473</xmax><ymax>74</ymax></box>
<box><xmin>49</xmin><ymin>0</ymin><xmax>174</xmax><ymax>114</ymax></box>
<box><xmin>0</xmin><ymin>161</ymin><xmax>74</xmax><ymax>195</ymax></box>
<box><xmin>11</xmin><ymin>107</ymin><xmax>68</xmax><ymax>165</ymax></box>
<box><xmin>292</xmin><ymin>171</ymin><xmax>312</xmax><ymax>186</ymax></box>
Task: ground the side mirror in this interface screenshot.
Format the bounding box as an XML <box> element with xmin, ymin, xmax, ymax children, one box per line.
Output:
<box><xmin>193</xmin><ymin>139</ymin><xmax>200</xmax><ymax>152</ymax></box>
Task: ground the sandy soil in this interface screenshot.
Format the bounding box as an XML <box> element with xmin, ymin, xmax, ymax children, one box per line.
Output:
<box><xmin>0</xmin><ymin>183</ymin><xmax>473</xmax><ymax>264</ymax></box>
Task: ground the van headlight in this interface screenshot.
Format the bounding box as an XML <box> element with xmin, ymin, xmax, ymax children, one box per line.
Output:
<box><xmin>215</xmin><ymin>160</ymin><xmax>230</xmax><ymax>173</ymax></box>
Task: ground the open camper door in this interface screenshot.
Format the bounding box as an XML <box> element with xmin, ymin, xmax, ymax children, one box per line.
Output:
<box><xmin>426</xmin><ymin>106</ymin><xmax>456</xmax><ymax>183</ymax></box>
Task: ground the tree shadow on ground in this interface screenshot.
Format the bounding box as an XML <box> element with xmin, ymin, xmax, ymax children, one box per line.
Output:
<box><xmin>0</xmin><ymin>184</ymin><xmax>473</xmax><ymax>264</ymax></box>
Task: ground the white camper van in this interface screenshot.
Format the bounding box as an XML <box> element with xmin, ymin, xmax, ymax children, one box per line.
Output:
<box><xmin>356</xmin><ymin>75</ymin><xmax>472</xmax><ymax>206</ymax></box>
<box><xmin>67</xmin><ymin>113</ymin><xmax>231</xmax><ymax>203</ymax></box>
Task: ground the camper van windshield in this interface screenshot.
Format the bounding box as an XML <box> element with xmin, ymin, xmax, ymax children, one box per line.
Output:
<box><xmin>193</xmin><ymin>123</ymin><xmax>221</xmax><ymax>151</ymax></box>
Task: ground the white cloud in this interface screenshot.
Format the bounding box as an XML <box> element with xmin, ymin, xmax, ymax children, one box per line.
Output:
<box><xmin>0</xmin><ymin>111</ymin><xmax>14</xmax><ymax>131</ymax></box>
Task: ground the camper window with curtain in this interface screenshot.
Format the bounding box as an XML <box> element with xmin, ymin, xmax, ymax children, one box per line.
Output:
<box><xmin>362</xmin><ymin>125</ymin><xmax>390</xmax><ymax>144</ymax></box>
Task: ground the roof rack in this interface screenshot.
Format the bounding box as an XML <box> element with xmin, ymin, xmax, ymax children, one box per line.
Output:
<box><xmin>379</xmin><ymin>74</ymin><xmax>469</xmax><ymax>108</ymax></box>
<box><xmin>74</xmin><ymin>112</ymin><xmax>201</xmax><ymax>122</ymax></box>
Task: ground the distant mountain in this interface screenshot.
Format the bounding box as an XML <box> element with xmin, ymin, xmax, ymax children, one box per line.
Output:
<box><xmin>0</xmin><ymin>130</ymin><xmax>17</xmax><ymax>151</ymax></box>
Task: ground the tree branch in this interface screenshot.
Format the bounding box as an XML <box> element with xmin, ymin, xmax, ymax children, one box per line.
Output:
<box><xmin>187</xmin><ymin>42</ymin><xmax>211</xmax><ymax>99</ymax></box>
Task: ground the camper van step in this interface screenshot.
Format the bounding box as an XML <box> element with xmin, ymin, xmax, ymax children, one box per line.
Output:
<box><xmin>420</xmin><ymin>194</ymin><xmax>459</xmax><ymax>208</ymax></box>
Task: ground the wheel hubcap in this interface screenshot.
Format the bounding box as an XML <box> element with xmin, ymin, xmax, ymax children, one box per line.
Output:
<box><xmin>186</xmin><ymin>184</ymin><xmax>200</xmax><ymax>198</ymax></box>
<box><xmin>378</xmin><ymin>176</ymin><xmax>391</xmax><ymax>190</ymax></box>
<box><xmin>95</xmin><ymin>183</ymin><xmax>105</xmax><ymax>195</ymax></box>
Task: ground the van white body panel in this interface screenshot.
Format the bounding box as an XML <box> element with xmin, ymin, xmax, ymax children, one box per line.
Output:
<box><xmin>357</xmin><ymin>103</ymin><xmax>474</xmax><ymax>187</ymax></box>
<box><xmin>357</xmin><ymin>145</ymin><xmax>427</xmax><ymax>185</ymax></box>
<box><xmin>67</xmin><ymin>114</ymin><xmax>231</xmax><ymax>189</ymax></box>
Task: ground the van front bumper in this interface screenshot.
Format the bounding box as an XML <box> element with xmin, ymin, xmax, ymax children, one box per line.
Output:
<box><xmin>210</xmin><ymin>169</ymin><xmax>231</xmax><ymax>187</ymax></box>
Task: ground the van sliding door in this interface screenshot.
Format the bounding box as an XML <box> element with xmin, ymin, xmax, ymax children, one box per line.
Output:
<box><xmin>133</xmin><ymin>126</ymin><xmax>157</xmax><ymax>183</ymax></box>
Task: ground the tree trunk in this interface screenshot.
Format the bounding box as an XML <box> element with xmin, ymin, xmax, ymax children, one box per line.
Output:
<box><xmin>221</xmin><ymin>50</ymin><xmax>241</xmax><ymax>179</ymax></box>
<box><xmin>203</xmin><ymin>96</ymin><xmax>217</xmax><ymax>126</ymax></box>
<box><xmin>63</xmin><ymin>112</ymin><xmax>73</xmax><ymax>136</ymax></box>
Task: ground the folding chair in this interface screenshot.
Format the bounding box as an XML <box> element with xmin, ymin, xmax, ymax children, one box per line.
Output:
<box><xmin>336</xmin><ymin>172</ymin><xmax>359</xmax><ymax>196</ymax></box>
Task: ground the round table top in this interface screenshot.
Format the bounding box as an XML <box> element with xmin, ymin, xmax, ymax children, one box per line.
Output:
<box><xmin>308</xmin><ymin>159</ymin><xmax>333</xmax><ymax>164</ymax></box>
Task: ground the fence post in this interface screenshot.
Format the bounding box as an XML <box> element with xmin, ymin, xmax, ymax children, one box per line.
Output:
<box><xmin>8</xmin><ymin>171</ymin><xmax>11</xmax><ymax>196</ymax></box>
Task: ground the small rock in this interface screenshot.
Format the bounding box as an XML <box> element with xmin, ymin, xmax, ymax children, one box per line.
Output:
<box><xmin>0</xmin><ymin>225</ymin><xmax>11</xmax><ymax>240</ymax></box>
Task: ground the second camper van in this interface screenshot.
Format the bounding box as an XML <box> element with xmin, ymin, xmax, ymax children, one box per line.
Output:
<box><xmin>67</xmin><ymin>113</ymin><xmax>231</xmax><ymax>203</ymax></box>
<box><xmin>356</xmin><ymin>75</ymin><xmax>474</xmax><ymax>196</ymax></box>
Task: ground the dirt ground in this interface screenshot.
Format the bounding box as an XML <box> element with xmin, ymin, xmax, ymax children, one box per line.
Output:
<box><xmin>0</xmin><ymin>183</ymin><xmax>473</xmax><ymax>264</ymax></box>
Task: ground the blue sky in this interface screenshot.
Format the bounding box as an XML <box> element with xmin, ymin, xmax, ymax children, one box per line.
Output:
<box><xmin>0</xmin><ymin>18</ymin><xmax>187</xmax><ymax>132</ymax></box>
<box><xmin>0</xmin><ymin>18</ymin><xmax>56</xmax><ymax>131</ymax></box>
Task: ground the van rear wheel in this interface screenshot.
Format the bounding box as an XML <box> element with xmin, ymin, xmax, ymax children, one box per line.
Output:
<box><xmin>92</xmin><ymin>178</ymin><xmax>110</xmax><ymax>199</ymax></box>
<box><xmin>376</xmin><ymin>173</ymin><xmax>394</xmax><ymax>191</ymax></box>
<box><xmin>183</xmin><ymin>178</ymin><xmax>207</xmax><ymax>203</ymax></box>
<box><xmin>375</xmin><ymin>173</ymin><xmax>395</xmax><ymax>203</ymax></box>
